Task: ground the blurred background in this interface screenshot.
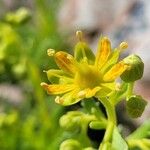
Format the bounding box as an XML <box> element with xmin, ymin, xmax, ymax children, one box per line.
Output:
<box><xmin>0</xmin><ymin>0</ymin><xmax>150</xmax><ymax>149</ymax></box>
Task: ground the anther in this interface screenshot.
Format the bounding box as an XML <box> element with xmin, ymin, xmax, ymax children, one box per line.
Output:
<box><xmin>76</xmin><ymin>30</ymin><xmax>83</xmax><ymax>41</ymax></box>
<box><xmin>115</xmin><ymin>83</ymin><xmax>121</xmax><ymax>91</ymax></box>
<box><xmin>47</xmin><ymin>49</ymin><xmax>55</xmax><ymax>56</ymax></box>
<box><xmin>55</xmin><ymin>96</ymin><xmax>64</xmax><ymax>104</ymax></box>
<box><xmin>40</xmin><ymin>82</ymin><xmax>49</xmax><ymax>89</ymax></box>
<box><xmin>55</xmin><ymin>96</ymin><xmax>60</xmax><ymax>103</ymax></box>
<box><xmin>67</xmin><ymin>54</ymin><xmax>73</xmax><ymax>60</ymax></box>
<box><xmin>119</xmin><ymin>42</ymin><xmax>128</xmax><ymax>51</ymax></box>
<box><xmin>78</xmin><ymin>90</ymin><xmax>86</xmax><ymax>98</ymax></box>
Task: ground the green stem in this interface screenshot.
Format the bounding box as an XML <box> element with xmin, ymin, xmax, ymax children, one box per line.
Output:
<box><xmin>98</xmin><ymin>97</ymin><xmax>116</xmax><ymax>124</ymax></box>
<box><xmin>127</xmin><ymin>82</ymin><xmax>134</xmax><ymax>100</ymax></box>
<box><xmin>97</xmin><ymin>97</ymin><xmax>117</xmax><ymax>150</ymax></box>
<box><xmin>103</xmin><ymin>122</ymin><xmax>114</xmax><ymax>142</ymax></box>
<box><xmin>79</xmin><ymin>120</ymin><xmax>92</xmax><ymax>147</ymax></box>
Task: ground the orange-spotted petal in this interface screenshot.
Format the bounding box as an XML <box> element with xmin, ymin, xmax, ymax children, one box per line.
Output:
<box><xmin>95</xmin><ymin>37</ymin><xmax>111</xmax><ymax>69</ymax></box>
<box><xmin>100</xmin><ymin>48</ymin><xmax>120</xmax><ymax>74</ymax></box>
<box><xmin>103</xmin><ymin>61</ymin><xmax>128</xmax><ymax>81</ymax></box>
<box><xmin>54</xmin><ymin>51</ymin><xmax>76</xmax><ymax>75</ymax></box>
<box><xmin>40</xmin><ymin>82</ymin><xmax>74</xmax><ymax>94</ymax></box>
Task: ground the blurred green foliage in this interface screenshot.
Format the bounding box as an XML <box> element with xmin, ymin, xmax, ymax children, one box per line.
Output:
<box><xmin>0</xmin><ymin>0</ymin><xmax>70</xmax><ymax>149</ymax></box>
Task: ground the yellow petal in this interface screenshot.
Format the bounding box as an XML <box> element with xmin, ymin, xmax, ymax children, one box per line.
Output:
<box><xmin>103</xmin><ymin>61</ymin><xmax>128</xmax><ymax>81</ymax></box>
<box><xmin>86</xmin><ymin>87</ymin><xmax>101</xmax><ymax>98</ymax></box>
<box><xmin>101</xmin><ymin>82</ymin><xmax>115</xmax><ymax>90</ymax></box>
<box><xmin>40</xmin><ymin>82</ymin><xmax>74</xmax><ymax>94</ymax></box>
<box><xmin>55</xmin><ymin>88</ymin><xmax>82</xmax><ymax>105</ymax></box>
<box><xmin>78</xmin><ymin>87</ymin><xmax>101</xmax><ymax>98</ymax></box>
<box><xmin>54</xmin><ymin>51</ymin><xmax>76</xmax><ymax>75</ymax></box>
<box><xmin>95</xmin><ymin>37</ymin><xmax>111</xmax><ymax>69</ymax></box>
<box><xmin>100</xmin><ymin>48</ymin><xmax>120</xmax><ymax>74</ymax></box>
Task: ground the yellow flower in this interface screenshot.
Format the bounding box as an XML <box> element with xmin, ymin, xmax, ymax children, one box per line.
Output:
<box><xmin>41</xmin><ymin>31</ymin><xmax>128</xmax><ymax>106</ymax></box>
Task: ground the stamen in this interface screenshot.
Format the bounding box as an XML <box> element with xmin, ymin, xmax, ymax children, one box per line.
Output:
<box><xmin>55</xmin><ymin>96</ymin><xmax>60</xmax><ymax>104</ymax></box>
<box><xmin>47</xmin><ymin>49</ymin><xmax>55</xmax><ymax>56</ymax></box>
<box><xmin>81</xmin><ymin>57</ymin><xmax>88</xmax><ymax>64</ymax></box>
<box><xmin>40</xmin><ymin>82</ymin><xmax>49</xmax><ymax>89</ymax></box>
<box><xmin>115</xmin><ymin>83</ymin><xmax>121</xmax><ymax>91</ymax></box>
<box><xmin>76</xmin><ymin>30</ymin><xmax>83</xmax><ymax>41</ymax></box>
<box><xmin>55</xmin><ymin>96</ymin><xmax>64</xmax><ymax>104</ymax></box>
<box><xmin>67</xmin><ymin>54</ymin><xmax>73</xmax><ymax>60</ymax></box>
<box><xmin>77</xmin><ymin>90</ymin><xmax>86</xmax><ymax>98</ymax></box>
<box><xmin>103</xmin><ymin>37</ymin><xmax>110</xmax><ymax>43</ymax></box>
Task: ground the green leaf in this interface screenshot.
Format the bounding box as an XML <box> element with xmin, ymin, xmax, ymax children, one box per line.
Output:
<box><xmin>111</xmin><ymin>127</ymin><xmax>128</xmax><ymax>150</ymax></box>
<box><xmin>127</xmin><ymin>120</ymin><xmax>150</xmax><ymax>140</ymax></box>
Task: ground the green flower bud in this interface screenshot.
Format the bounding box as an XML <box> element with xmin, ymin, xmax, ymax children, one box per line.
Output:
<box><xmin>60</xmin><ymin>139</ymin><xmax>82</xmax><ymax>150</ymax></box>
<box><xmin>121</xmin><ymin>55</ymin><xmax>144</xmax><ymax>82</ymax></box>
<box><xmin>126</xmin><ymin>95</ymin><xmax>147</xmax><ymax>118</ymax></box>
<box><xmin>59</xmin><ymin>111</ymin><xmax>82</xmax><ymax>131</ymax></box>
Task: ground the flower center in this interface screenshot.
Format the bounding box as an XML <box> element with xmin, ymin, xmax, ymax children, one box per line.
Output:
<box><xmin>75</xmin><ymin>64</ymin><xmax>101</xmax><ymax>89</ymax></box>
